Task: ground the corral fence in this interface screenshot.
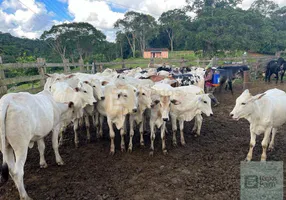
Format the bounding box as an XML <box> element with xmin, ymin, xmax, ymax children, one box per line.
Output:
<box><xmin>0</xmin><ymin>55</ymin><xmax>276</xmax><ymax>97</ymax></box>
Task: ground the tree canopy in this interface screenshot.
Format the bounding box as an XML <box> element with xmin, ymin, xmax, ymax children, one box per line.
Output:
<box><xmin>1</xmin><ymin>0</ymin><xmax>286</xmax><ymax>62</ymax></box>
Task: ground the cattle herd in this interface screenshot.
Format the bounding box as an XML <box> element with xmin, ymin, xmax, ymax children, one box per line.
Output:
<box><xmin>0</xmin><ymin>65</ymin><xmax>285</xmax><ymax>200</ymax></box>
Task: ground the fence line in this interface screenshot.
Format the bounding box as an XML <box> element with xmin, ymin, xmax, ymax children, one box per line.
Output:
<box><xmin>0</xmin><ymin>55</ymin><xmax>277</xmax><ymax>97</ymax></box>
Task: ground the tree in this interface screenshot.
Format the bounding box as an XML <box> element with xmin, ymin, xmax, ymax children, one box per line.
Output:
<box><xmin>249</xmin><ymin>0</ymin><xmax>279</xmax><ymax>17</ymax></box>
<box><xmin>40</xmin><ymin>22</ymin><xmax>106</xmax><ymax>61</ymax></box>
<box><xmin>159</xmin><ymin>9</ymin><xmax>190</xmax><ymax>51</ymax></box>
<box><xmin>114</xmin><ymin>11</ymin><xmax>141</xmax><ymax>58</ymax></box>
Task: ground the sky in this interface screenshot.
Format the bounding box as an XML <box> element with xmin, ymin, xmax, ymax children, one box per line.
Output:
<box><xmin>0</xmin><ymin>0</ymin><xmax>285</xmax><ymax>42</ymax></box>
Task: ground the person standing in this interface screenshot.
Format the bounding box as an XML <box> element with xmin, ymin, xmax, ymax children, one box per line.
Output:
<box><xmin>204</xmin><ymin>66</ymin><xmax>220</xmax><ymax>107</ymax></box>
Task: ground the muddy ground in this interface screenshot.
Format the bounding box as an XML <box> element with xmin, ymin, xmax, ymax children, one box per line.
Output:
<box><xmin>1</xmin><ymin>82</ymin><xmax>286</xmax><ymax>200</ymax></box>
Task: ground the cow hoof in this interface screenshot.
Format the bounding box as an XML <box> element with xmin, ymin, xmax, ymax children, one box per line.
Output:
<box><xmin>121</xmin><ymin>146</ymin><xmax>126</xmax><ymax>152</ymax></box>
<box><xmin>149</xmin><ymin>151</ymin><xmax>154</xmax><ymax>157</ymax></box>
<box><xmin>140</xmin><ymin>142</ymin><xmax>145</xmax><ymax>147</ymax></box>
<box><xmin>40</xmin><ymin>163</ymin><xmax>48</xmax><ymax>169</ymax></box>
<box><xmin>163</xmin><ymin>150</ymin><xmax>168</xmax><ymax>155</ymax></box>
<box><xmin>268</xmin><ymin>146</ymin><xmax>274</xmax><ymax>152</ymax></box>
<box><xmin>244</xmin><ymin>157</ymin><xmax>251</xmax><ymax>162</ymax></box>
<box><xmin>181</xmin><ymin>142</ymin><xmax>186</xmax><ymax>147</ymax></box>
<box><xmin>109</xmin><ymin>151</ymin><xmax>115</xmax><ymax>156</ymax></box>
<box><xmin>173</xmin><ymin>142</ymin><xmax>177</xmax><ymax>147</ymax></box>
<box><xmin>75</xmin><ymin>143</ymin><xmax>79</xmax><ymax>148</ymax></box>
<box><xmin>128</xmin><ymin>148</ymin><xmax>132</xmax><ymax>153</ymax></box>
<box><xmin>57</xmin><ymin>161</ymin><xmax>65</xmax><ymax>166</ymax></box>
<box><xmin>194</xmin><ymin>134</ymin><xmax>199</xmax><ymax>137</ymax></box>
<box><xmin>87</xmin><ymin>139</ymin><xmax>91</xmax><ymax>143</ymax></box>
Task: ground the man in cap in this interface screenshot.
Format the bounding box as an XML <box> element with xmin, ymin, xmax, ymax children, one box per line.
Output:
<box><xmin>204</xmin><ymin>65</ymin><xmax>220</xmax><ymax>107</ymax></box>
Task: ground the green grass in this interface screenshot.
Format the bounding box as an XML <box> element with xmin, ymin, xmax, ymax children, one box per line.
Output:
<box><xmin>8</xmin><ymin>81</ymin><xmax>41</xmax><ymax>93</ymax></box>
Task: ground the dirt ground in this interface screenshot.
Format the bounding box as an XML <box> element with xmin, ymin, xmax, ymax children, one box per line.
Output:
<box><xmin>1</xmin><ymin>81</ymin><xmax>286</xmax><ymax>200</ymax></box>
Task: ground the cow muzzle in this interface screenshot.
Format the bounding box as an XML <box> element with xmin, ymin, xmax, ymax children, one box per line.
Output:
<box><xmin>101</xmin><ymin>96</ymin><xmax>105</xmax><ymax>100</ymax></box>
<box><xmin>163</xmin><ymin>118</ymin><xmax>168</xmax><ymax>122</ymax></box>
<box><xmin>133</xmin><ymin>108</ymin><xmax>138</xmax><ymax>113</ymax></box>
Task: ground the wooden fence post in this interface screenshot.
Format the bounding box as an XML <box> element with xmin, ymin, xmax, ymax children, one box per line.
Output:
<box><xmin>63</xmin><ymin>59</ymin><xmax>70</xmax><ymax>73</ymax></box>
<box><xmin>180</xmin><ymin>57</ymin><xmax>186</xmax><ymax>67</ymax></box>
<box><xmin>79</xmin><ymin>58</ymin><xmax>84</xmax><ymax>72</ymax></box>
<box><xmin>0</xmin><ymin>56</ymin><xmax>7</xmax><ymax>96</ymax></box>
<box><xmin>196</xmin><ymin>58</ymin><xmax>200</xmax><ymax>67</ymax></box>
<box><xmin>37</xmin><ymin>58</ymin><xmax>46</xmax><ymax>87</ymax></box>
<box><xmin>149</xmin><ymin>58</ymin><xmax>154</xmax><ymax>68</ymax></box>
<box><xmin>243</xmin><ymin>70</ymin><xmax>250</xmax><ymax>90</ymax></box>
<box><xmin>122</xmin><ymin>59</ymin><xmax>125</xmax><ymax>69</ymax></box>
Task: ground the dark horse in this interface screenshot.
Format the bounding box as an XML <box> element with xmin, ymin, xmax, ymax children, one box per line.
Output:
<box><xmin>265</xmin><ymin>57</ymin><xmax>286</xmax><ymax>83</ymax></box>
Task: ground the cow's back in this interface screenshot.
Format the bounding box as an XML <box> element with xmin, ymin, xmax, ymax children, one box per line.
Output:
<box><xmin>3</xmin><ymin>92</ymin><xmax>55</xmax><ymax>140</ymax></box>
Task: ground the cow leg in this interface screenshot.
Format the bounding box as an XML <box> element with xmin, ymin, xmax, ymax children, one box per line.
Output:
<box><xmin>107</xmin><ymin>117</ymin><xmax>116</xmax><ymax>155</ymax></box>
<box><xmin>128</xmin><ymin>115</ymin><xmax>135</xmax><ymax>152</ymax></box>
<box><xmin>97</xmin><ymin>115</ymin><xmax>104</xmax><ymax>139</ymax></box>
<box><xmin>94</xmin><ymin>112</ymin><xmax>99</xmax><ymax>136</ymax></box>
<box><xmin>161</xmin><ymin>122</ymin><xmax>167</xmax><ymax>155</ymax></box>
<box><xmin>192</xmin><ymin>116</ymin><xmax>197</xmax><ymax>134</ymax></box>
<box><xmin>246</xmin><ymin>131</ymin><xmax>256</xmax><ymax>161</ymax></box>
<box><xmin>92</xmin><ymin>113</ymin><xmax>96</xmax><ymax>127</ymax></box>
<box><xmin>59</xmin><ymin>123</ymin><xmax>66</xmax><ymax>146</ymax></box>
<box><xmin>52</xmin><ymin>125</ymin><xmax>64</xmax><ymax>165</ymax></box>
<box><xmin>179</xmin><ymin>119</ymin><xmax>186</xmax><ymax>146</ymax></box>
<box><xmin>194</xmin><ymin>114</ymin><xmax>203</xmax><ymax>137</ymax></box>
<box><xmin>120</xmin><ymin>128</ymin><xmax>126</xmax><ymax>152</ymax></box>
<box><xmin>37</xmin><ymin>139</ymin><xmax>48</xmax><ymax>168</ymax></box>
<box><xmin>261</xmin><ymin>128</ymin><xmax>271</xmax><ymax>161</ymax></box>
<box><xmin>171</xmin><ymin>115</ymin><xmax>178</xmax><ymax>146</ymax></box>
<box><xmin>275</xmin><ymin>72</ymin><xmax>279</xmax><ymax>84</ymax></box>
<box><xmin>149</xmin><ymin>120</ymin><xmax>156</xmax><ymax>156</ymax></box>
<box><xmin>13</xmin><ymin>147</ymin><xmax>32</xmax><ymax>200</ymax></box>
<box><xmin>228</xmin><ymin>80</ymin><xmax>233</xmax><ymax>95</ymax></box>
<box><xmin>139</xmin><ymin>117</ymin><xmax>144</xmax><ymax>147</ymax></box>
<box><xmin>268</xmin><ymin>128</ymin><xmax>277</xmax><ymax>151</ymax></box>
<box><xmin>281</xmin><ymin>72</ymin><xmax>284</xmax><ymax>83</ymax></box>
<box><xmin>73</xmin><ymin>119</ymin><xmax>80</xmax><ymax>148</ymax></box>
<box><xmin>84</xmin><ymin>114</ymin><xmax>91</xmax><ymax>143</ymax></box>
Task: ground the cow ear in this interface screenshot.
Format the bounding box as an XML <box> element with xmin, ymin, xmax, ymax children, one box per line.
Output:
<box><xmin>102</xmin><ymin>81</ymin><xmax>109</xmax><ymax>86</ymax></box>
<box><xmin>74</xmin><ymin>87</ymin><xmax>79</xmax><ymax>92</ymax></box>
<box><xmin>171</xmin><ymin>99</ymin><xmax>181</xmax><ymax>105</ymax></box>
<box><xmin>68</xmin><ymin>101</ymin><xmax>74</xmax><ymax>108</ymax></box>
<box><xmin>67</xmin><ymin>74</ymin><xmax>75</xmax><ymax>79</ymax></box>
<box><xmin>250</xmin><ymin>93</ymin><xmax>266</xmax><ymax>102</ymax></box>
<box><xmin>45</xmin><ymin>73</ymin><xmax>52</xmax><ymax>77</ymax></box>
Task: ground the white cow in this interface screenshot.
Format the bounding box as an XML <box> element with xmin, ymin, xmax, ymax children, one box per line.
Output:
<box><xmin>51</xmin><ymin>81</ymin><xmax>96</xmax><ymax>147</ymax></box>
<box><xmin>96</xmin><ymin>79</ymin><xmax>138</xmax><ymax>154</ymax></box>
<box><xmin>44</xmin><ymin>73</ymin><xmax>72</xmax><ymax>91</ymax></box>
<box><xmin>127</xmin><ymin>86</ymin><xmax>152</xmax><ymax>152</ymax></box>
<box><xmin>230</xmin><ymin>88</ymin><xmax>286</xmax><ymax>161</ymax></box>
<box><xmin>170</xmin><ymin>89</ymin><xmax>213</xmax><ymax>146</ymax></box>
<box><xmin>0</xmin><ymin>91</ymin><xmax>74</xmax><ymax>200</ymax></box>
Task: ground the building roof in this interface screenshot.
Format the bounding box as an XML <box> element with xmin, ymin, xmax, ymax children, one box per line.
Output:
<box><xmin>144</xmin><ymin>48</ymin><xmax>169</xmax><ymax>52</ymax></box>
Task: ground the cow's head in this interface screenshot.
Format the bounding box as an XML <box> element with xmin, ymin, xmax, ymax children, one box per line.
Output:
<box><xmin>230</xmin><ymin>89</ymin><xmax>265</xmax><ymax>120</ymax></box>
<box><xmin>58</xmin><ymin>101</ymin><xmax>75</xmax><ymax>122</ymax></box>
<box><xmin>138</xmin><ymin>86</ymin><xmax>152</xmax><ymax>109</ymax></box>
<box><xmin>87</xmin><ymin>79</ymin><xmax>105</xmax><ymax>101</ymax></box>
<box><xmin>115</xmin><ymin>83</ymin><xmax>139</xmax><ymax>114</ymax></box>
<box><xmin>75</xmin><ymin>81</ymin><xmax>97</xmax><ymax>108</ymax></box>
<box><xmin>197</xmin><ymin>94</ymin><xmax>213</xmax><ymax>116</ymax></box>
<box><xmin>158</xmin><ymin>95</ymin><xmax>180</xmax><ymax>121</ymax></box>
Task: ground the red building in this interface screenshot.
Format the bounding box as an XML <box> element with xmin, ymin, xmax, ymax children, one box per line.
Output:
<box><xmin>143</xmin><ymin>48</ymin><xmax>169</xmax><ymax>58</ymax></box>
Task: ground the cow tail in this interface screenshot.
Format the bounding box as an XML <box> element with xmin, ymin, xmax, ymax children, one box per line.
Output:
<box><xmin>0</xmin><ymin>100</ymin><xmax>9</xmax><ymax>186</ymax></box>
